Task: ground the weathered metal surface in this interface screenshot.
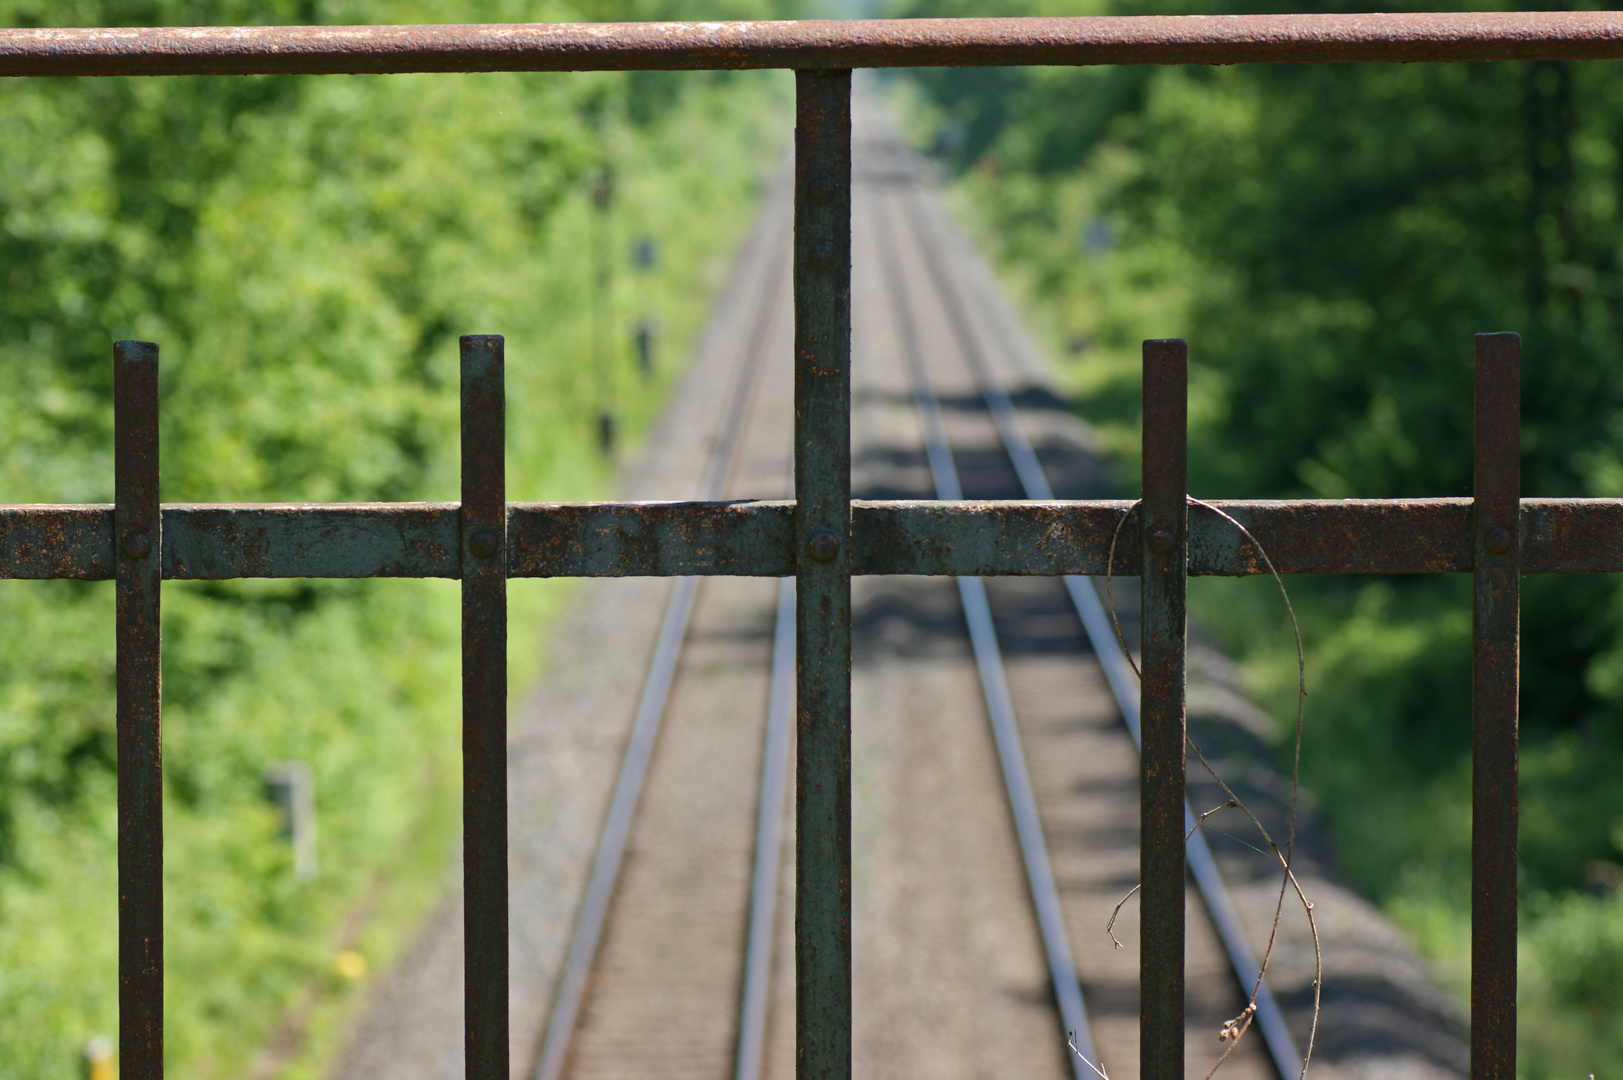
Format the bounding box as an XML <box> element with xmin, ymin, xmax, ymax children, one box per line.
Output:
<box><xmin>1471</xmin><ymin>333</ymin><xmax>1519</xmax><ymax>1080</ymax></box>
<box><xmin>508</xmin><ymin>500</ymin><xmax>795</xmax><ymax>577</ymax></box>
<box><xmin>4</xmin><ymin>13</ymin><xmax>1623</xmax><ymax>77</ymax></box>
<box><xmin>164</xmin><ymin>503</ymin><xmax>459</xmax><ymax>578</ymax></box>
<box><xmin>1519</xmin><ymin>497</ymin><xmax>1623</xmax><ymax>573</ymax></box>
<box><xmin>114</xmin><ymin>341</ymin><xmax>163</xmax><ymax>1080</ymax></box>
<box><xmin>794</xmin><ymin>70</ymin><xmax>853</xmax><ymax>1080</ymax></box>
<box><xmin>1190</xmin><ymin>497</ymin><xmax>1470</xmax><ymax>575</ymax></box>
<box><xmin>10</xmin><ymin>497</ymin><xmax>1623</xmax><ymax>580</ymax></box>
<box><xmin>1140</xmin><ymin>339</ymin><xmax>1188</xmax><ymax>1080</ymax></box>
<box><xmin>460</xmin><ymin>336</ymin><xmax>508</xmax><ymax>1080</ymax></box>
<box><xmin>852</xmin><ymin>499</ymin><xmax>1133</xmax><ymax>576</ymax></box>
<box><xmin>0</xmin><ymin>504</ymin><xmax>116</xmax><ymax>578</ymax></box>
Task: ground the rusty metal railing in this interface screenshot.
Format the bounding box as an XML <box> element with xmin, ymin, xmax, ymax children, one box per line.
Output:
<box><xmin>1</xmin><ymin>14</ymin><xmax>1614</xmax><ymax>1080</ymax></box>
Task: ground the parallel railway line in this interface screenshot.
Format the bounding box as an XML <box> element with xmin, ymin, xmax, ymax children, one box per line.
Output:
<box><xmin>875</xmin><ymin>131</ymin><xmax>1305</xmax><ymax>1080</ymax></box>
<box><xmin>525</xmin><ymin>107</ymin><xmax>1308</xmax><ymax>1080</ymax></box>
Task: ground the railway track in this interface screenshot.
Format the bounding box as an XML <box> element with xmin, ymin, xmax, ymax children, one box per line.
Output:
<box><xmin>863</xmin><ymin>118</ymin><xmax>1306</xmax><ymax>1079</ymax></box>
<box><xmin>522</xmin><ymin>107</ymin><xmax>1308</xmax><ymax>1080</ymax></box>
<box><xmin>337</xmin><ymin>99</ymin><xmax>1469</xmax><ymax>1080</ymax></box>
<box><xmin>529</xmin><ymin>178</ymin><xmax>798</xmax><ymax>1080</ymax></box>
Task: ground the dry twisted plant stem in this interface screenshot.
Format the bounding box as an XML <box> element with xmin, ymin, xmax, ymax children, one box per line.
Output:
<box><xmin>1067</xmin><ymin>1030</ymin><xmax>1112</xmax><ymax>1079</ymax></box>
<box><xmin>1104</xmin><ymin>883</ymin><xmax>1140</xmax><ymax>950</ymax></box>
<box><xmin>1190</xmin><ymin>799</ymin><xmax>1240</xmax><ymax>840</ymax></box>
<box><xmin>1103</xmin><ymin>501</ymin><xmax>1143</xmax><ymax>680</ymax></box>
<box><xmin>1102</xmin><ymin>496</ymin><xmax>1321</xmax><ymax>1080</ymax></box>
<box><xmin>1186</xmin><ymin>497</ymin><xmax>1319</xmax><ymax>1080</ymax></box>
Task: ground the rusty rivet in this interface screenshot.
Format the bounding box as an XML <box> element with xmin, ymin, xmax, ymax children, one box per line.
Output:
<box><xmin>468</xmin><ymin>527</ymin><xmax>500</xmax><ymax>559</ymax></box>
<box><xmin>805</xmin><ymin>527</ymin><xmax>840</xmax><ymax>564</ymax></box>
<box><xmin>122</xmin><ymin>528</ymin><xmax>152</xmax><ymax>560</ymax></box>
<box><xmin>1483</xmin><ymin>525</ymin><xmax>1512</xmax><ymax>555</ymax></box>
<box><xmin>808</xmin><ymin>177</ymin><xmax>835</xmax><ymax>205</ymax></box>
<box><xmin>1146</xmin><ymin>522</ymin><xmax>1176</xmax><ymax>557</ymax></box>
<box><xmin>808</xmin><ymin>241</ymin><xmax>837</xmax><ymax>273</ymax></box>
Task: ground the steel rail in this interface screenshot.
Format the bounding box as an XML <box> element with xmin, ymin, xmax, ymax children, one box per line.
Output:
<box><xmin>530</xmin><ymin>202</ymin><xmax>789</xmax><ymax>1080</ymax></box>
<box><xmin>734</xmin><ymin>576</ymin><xmax>796</xmax><ymax>1080</ymax></box>
<box><xmin>869</xmin><ymin>182</ymin><xmax>1101</xmax><ymax>1078</ymax></box>
<box><xmin>899</xmin><ymin>170</ymin><xmax>1302</xmax><ymax>1078</ymax></box>
<box><xmin>4</xmin><ymin>13</ymin><xmax>1623</xmax><ymax>77</ymax></box>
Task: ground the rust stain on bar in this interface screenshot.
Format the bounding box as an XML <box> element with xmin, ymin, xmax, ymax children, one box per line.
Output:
<box><xmin>1188</xmin><ymin>497</ymin><xmax>1472</xmax><ymax>575</ymax></box>
<box><xmin>164</xmin><ymin>503</ymin><xmax>459</xmax><ymax>578</ymax></box>
<box><xmin>3</xmin><ymin>13</ymin><xmax>1623</xmax><ymax>77</ymax></box>
<box><xmin>852</xmin><ymin>499</ymin><xmax>1137</xmax><ymax>576</ymax></box>
<box><xmin>460</xmin><ymin>335</ymin><xmax>508</xmax><ymax>1080</ymax></box>
<box><xmin>1471</xmin><ymin>332</ymin><xmax>1519</xmax><ymax>1080</ymax></box>
<box><xmin>1139</xmin><ymin>339</ymin><xmax>1187</xmax><ymax>1080</ymax></box>
<box><xmin>8</xmin><ymin>496</ymin><xmax>1623</xmax><ymax>579</ymax></box>
<box><xmin>0</xmin><ymin>504</ymin><xmax>117</xmax><ymax>578</ymax></box>
<box><xmin>114</xmin><ymin>341</ymin><xmax>162</xmax><ymax>1080</ymax></box>
<box><xmin>508</xmin><ymin>500</ymin><xmax>796</xmax><ymax>577</ymax></box>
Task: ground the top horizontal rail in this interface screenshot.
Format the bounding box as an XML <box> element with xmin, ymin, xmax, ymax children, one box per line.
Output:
<box><xmin>3</xmin><ymin>13</ymin><xmax>1623</xmax><ymax>77</ymax></box>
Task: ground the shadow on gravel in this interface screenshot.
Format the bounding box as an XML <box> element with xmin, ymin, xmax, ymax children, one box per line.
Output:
<box><xmin>865</xmin><ymin>365</ymin><xmax>1471</xmax><ymax>1076</ymax></box>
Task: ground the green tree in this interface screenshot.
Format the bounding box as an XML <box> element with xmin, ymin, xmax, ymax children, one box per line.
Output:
<box><xmin>896</xmin><ymin>0</ymin><xmax>1623</xmax><ymax>1071</ymax></box>
<box><xmin>0</xmin><ymin>2</ymin><xmax>791</xmax><ymax>1075</ymax></box>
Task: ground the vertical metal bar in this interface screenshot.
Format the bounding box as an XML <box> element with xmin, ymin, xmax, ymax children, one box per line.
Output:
<box><xmin>1471</xmin><ymin>331</ymin><xmax>1519</xmax><ymax>1080</ymax></box>
<box><xmin>1140</xmin><ymin>338</ymin><xmax>1188</xmax><ymax>1080</ymax></box>
<box><xmin>461</xmin><ymin>334</ymin><xmax>508</xmax><ymax>1080</ymax></box>
<box><xmin>793</xmin><ymin>68</ymin><xmax>852</xmax><ymax>1080</ymax></box>
<box><xmin>115</xmin><ymin>340</ymin><xmax>163</xmax><ymax>1080</ymax></box>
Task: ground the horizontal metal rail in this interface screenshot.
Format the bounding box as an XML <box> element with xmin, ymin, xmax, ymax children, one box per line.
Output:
<box><xmin>3</xmin><ymin>496</ymin><xmax>1619</xmax><ymax>580</ymax></box>
<box><xmin>5</xmin><ymin>13</ymin><xmax>1623</xmax><ymax>76</ymax></box>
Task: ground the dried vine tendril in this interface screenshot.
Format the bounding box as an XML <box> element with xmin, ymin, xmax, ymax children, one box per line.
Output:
<box><xmin>1098</xmin><ymin>496</ymin><xmax>1321</xmax><ymax>1080</ymax></box>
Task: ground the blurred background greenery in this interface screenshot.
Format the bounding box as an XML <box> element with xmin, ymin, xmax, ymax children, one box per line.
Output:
<box><xmin>891</xmin><ymin>0</ymin><xmax>1623</xmax><ymax>1072</ymax></box>
<box><xmin>10</xmin><ymin>0</ymin><xmax>1623</xmax><ymax>1075</ymax></box>
<box><xmin>0</xmin><ymin>2</ymin><xmax>791</xmax><ymax>1075</ymax></box>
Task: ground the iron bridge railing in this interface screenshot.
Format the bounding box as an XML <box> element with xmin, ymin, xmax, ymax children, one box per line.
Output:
<box><xmin>5</xmin><ymin>13</ymin><xmax>1623</xmax><ymax>1080</ymax></box>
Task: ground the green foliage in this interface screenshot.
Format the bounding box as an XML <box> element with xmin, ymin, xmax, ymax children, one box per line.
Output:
<box><xmin>896</xmin><ymin>0</ymin><xmax>1623</xmax><ymax>1071</ymax></box>
<box><xmin>1522</xmin><ymin>890</ymin><xmax>1623</xmax><ymax>1073</ymax></box>
<box><xmin>0</xmin><ymin>1</ymin><xmax>791</xmax><ymax>1075</ymax></box>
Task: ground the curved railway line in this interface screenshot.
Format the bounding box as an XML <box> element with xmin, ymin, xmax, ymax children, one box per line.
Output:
<box><xmin>519</xmin><ymin>108</ymin><xmax>1304</xmax><ymax>1080</ymax></box>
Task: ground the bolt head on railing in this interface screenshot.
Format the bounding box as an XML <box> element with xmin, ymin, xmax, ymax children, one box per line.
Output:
<box><xmin>468</xmin><ymin>527</ymin><xmax>500</xmax><ymax>559</ymax></box>
<box><xmin>1483</xmin><ymin>525</ymin><xmax>1512</xmax><ymax>555</ymax></box>
<box><xmin>805</xmin><ymin>527</ymin><xmax>840</xmax><ymax>564</ymax></box>
<box><xmin>1146</xmin><ymin>522</ymin><xmax>1176</xmax><ymax>557</ymax></box>
<box><xmin>122</xmin><ymin>527</ymin><xmax>153</xmax><ymax>560</ymax></box>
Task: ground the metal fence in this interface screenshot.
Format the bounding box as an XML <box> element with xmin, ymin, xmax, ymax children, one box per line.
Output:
<box><xmin>4</xmin><ymin>14</ymin><xmax>1623</xmax><ymax>1080</ymax></box>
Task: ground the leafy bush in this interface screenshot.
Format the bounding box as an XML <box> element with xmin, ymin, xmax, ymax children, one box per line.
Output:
<box><xmin>893</xmin><ymin>0</ymin><xmax>1623</xmax><ymax>1071</ymax></box>
<box><xmin>0</xmin><ymin>1</ymin><xmax>791</xmax><ymax>1075</ymax></box>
